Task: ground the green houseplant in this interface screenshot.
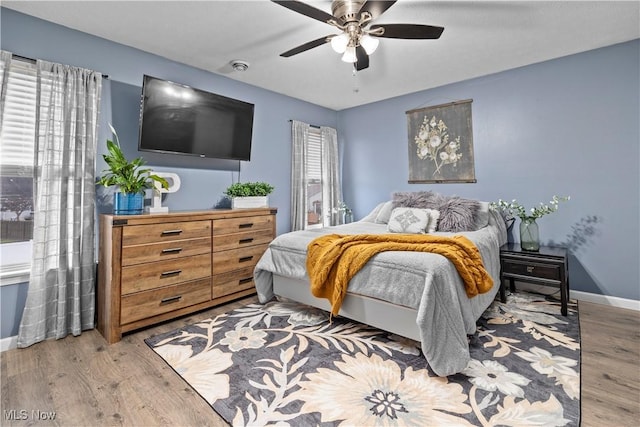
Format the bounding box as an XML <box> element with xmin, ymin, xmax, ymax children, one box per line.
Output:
<box><xmin>224</xmin><ymin>181</ymin><xmax>274</xmax><ymax>209</ymax></box>
<box><xmin>97</xmin><ymin>124</ymin><xmax>168</xmax><ymax>214</ymax></box>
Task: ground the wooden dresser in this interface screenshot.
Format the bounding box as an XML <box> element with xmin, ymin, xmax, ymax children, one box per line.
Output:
<box><xmin>97</xmin><ymin>208</ymin><xmax>277</xmax><ymax>343</ymax></box>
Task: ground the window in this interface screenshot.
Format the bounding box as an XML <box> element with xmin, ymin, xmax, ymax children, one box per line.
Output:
<box><xmin>0</xmin><ymin>57</ymin><xmax>36</xmax><ymax>285</ymax></box>
<box><xmin>305</xmin><ymin>127</ymin><xmax>323</xmax><ymax>229</ymax></box>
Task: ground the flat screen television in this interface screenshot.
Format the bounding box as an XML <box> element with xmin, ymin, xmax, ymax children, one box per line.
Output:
<box><xmin>138</xmin><ymin>75</ymin><xmax>254</xmax><ymax>161</ymax></box>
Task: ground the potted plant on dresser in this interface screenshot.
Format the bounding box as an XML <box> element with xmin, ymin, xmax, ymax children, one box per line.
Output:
<box><xmin>97</xmin><ymin>124</ymin><xmax>168</xmax><ymax>215</ymax></box>
<box><xmin>224</xmin><ymin>181</ymin><xmax>274</xmax><ymax>209</ymax></box>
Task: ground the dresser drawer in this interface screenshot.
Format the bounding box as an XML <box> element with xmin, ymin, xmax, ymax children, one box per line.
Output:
<box><xmin>212</xmin><ymin>228</ymin><xmax>273</xmax><ymax>253</ymax></box>
<box><xmin>212</xmin><ymin>244</ymin><xmax>268</xmax><ymax>275</ymax></box>
<box><xmin>502</xmin><ymin>258</ymin><xmax>561</xmax><ymax>282</ymax></box>
<box><xmin>212</xmin><ymin>215</ymin><xmax>274</xmax><ymax>235</ymax></box>
<box><xmin>212</xmin><ymin>266</ymin><xmax>256</xmax><ymax>298</ymax></box>
<box><xmin>121</xmin><ymin>278</ymin><xmax>211</xmax><ymax>325</ymax></box>
<box><xmin>121</xmin><ymin>253</ymin><xmax>211</xmax><ymax>295</ymax></box>
<box><xmin>122</xmin><ymin>237</ymin><xmax>211</xmax><ymax>266</ymax></box>
<box><xmin>122</xmin><ymin>220</ymin><xmax>211</xmax><ymax>246</ymax></box>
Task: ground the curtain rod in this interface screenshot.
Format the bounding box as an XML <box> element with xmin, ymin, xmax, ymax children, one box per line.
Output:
<box><xmin>11</xmin><ymin>53</ymin><xmax>109</xmax><ymax>79</ymax></box>
<box><xmin>288</xmin><ymin>119</ymin><xmax>320</xmax><ymax>129</ymax></box>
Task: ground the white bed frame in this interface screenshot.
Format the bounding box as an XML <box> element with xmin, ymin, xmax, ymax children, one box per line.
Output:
<box><xmin>273</xmin><ymin>274</ymin><xmax>421</xmax><ymax>341</ymax></box>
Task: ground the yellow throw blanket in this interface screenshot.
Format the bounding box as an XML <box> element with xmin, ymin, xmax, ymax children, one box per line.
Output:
<box><xmin>306</xmin><ymin>233</ymin><xmax>493</xmax><ymax>316</ymax></box>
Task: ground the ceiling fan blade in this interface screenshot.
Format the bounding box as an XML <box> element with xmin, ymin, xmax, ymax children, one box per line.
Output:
<box><xmin>371</xmin><ymin>24</ymin><xmax>444</xmax><ymax>39</ymax></box>
<box><xmin>280</xmin><ymin>36</ymin><xmax>331</xmax><ymax>57</ymax></box>
<box><xmin>355</xmin><ymin>45</ymin><xmax>369</xmax><ymax>71</ymax></box>
<box><xmin>271</xmin><ymin>0</ymin><xmax>335</xmax><ymax>25</ymax></box>
<box><xmin>358</xmin><ymin>1</ymin><xmax>397</xmax><ymax>21</ymax></box>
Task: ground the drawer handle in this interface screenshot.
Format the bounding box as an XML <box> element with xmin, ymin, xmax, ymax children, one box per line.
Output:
<box><xmin>239</xmin><ymin>256</ymin><xmax>254</xmax><ymax>263</ymax></box>
<box><xmin>160</xmin><ymin>269</ymin><xmax>182</xmax><ymax>277</ymax></box>
<box><xmin>239</xmin><ymin>223</ymin><xmax>254</xmax><ymax>229</ymax></box>
<box><xmin>239</xmin><ymin>277</ymin><xmax>253</xmax><ymax>285</ymax></box>
<box><xmin>161</xmin><ymin>247</ymin><xmax>183</xmax><ymax>254</ymax></box>
<box><xmin>239</xmin><ymin>238</ymin><xmax>254</xmax><ymax>244</ymax></box>
<box><xmin>161</xmin><ymin>229</ymin><xmax>183</xmax><ymax>236</ymax></box>
<box><xmin>526</xmin><ymin>266</ymin><xmax>535</xmax><ymax>273</ymax></box>
<box><xmin>160</xmin><ymin>295</ymin><xmax>182</xmax><ymax>305</ymax></box>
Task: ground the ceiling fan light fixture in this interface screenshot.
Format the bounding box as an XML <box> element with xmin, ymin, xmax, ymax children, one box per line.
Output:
<box><xmin>360</xmin><ymin>34</ymin><xmax>379</xmax><ymax>55</ymax></box>
<box><xmin>331</xmin><ymin>33</ymin><xmax>349</xmax><ymax>54</ymax></box>
<box><xmin>341</xmin><ymin>46</ymin><xmax>357</xmax><ymax>63</ymax></box>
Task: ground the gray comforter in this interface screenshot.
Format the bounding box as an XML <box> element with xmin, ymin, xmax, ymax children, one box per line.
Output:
<box><xmin>254</xmin><ymin>210</ymin><xmax>508</xmax><ymax>376</ymax></box>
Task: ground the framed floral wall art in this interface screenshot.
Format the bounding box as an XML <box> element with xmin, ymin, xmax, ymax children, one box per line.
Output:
<box><xmin>406</xmin><ymin>99</ymin><xmax>476</xmax><ymax>183</ymax></box>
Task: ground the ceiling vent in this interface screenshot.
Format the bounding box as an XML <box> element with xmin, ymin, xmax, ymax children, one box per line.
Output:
<box><xmin>231</xmin><ymin>60</ymin><xmax>250</xmax><ymax>72</ymax></box>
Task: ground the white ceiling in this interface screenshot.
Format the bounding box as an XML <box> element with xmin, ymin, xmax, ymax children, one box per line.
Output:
<box><xmin>4</xmin><ymin>1</ymin><xmax>639</xmax><ymax>110</ymax></box>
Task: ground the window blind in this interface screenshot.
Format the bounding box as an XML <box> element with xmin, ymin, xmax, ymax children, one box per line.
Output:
<box><xmin>306</xmin><ymin>127</ymin><xmax>322</xmax><ymax>181</ymax></box>
<box><xmin>0</xmin><ymin>59</ymin><xmax>37</xmax><ymax>176</ymax></box>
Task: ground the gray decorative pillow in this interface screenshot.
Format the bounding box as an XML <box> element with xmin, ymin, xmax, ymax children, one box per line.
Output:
<box><xmin>392</xmin><ymin>191</ymin><xmax>444</xmax><ymax>210</ymax></box>
<box><xmin>387</xmin><ymin>207</ymin><xmax>432</xmax><ymax>234</ymax></box>
<box><xmin>437</xmin><ymin>197</ymin><xmax>480</xmax><ymax>232</ymax></box>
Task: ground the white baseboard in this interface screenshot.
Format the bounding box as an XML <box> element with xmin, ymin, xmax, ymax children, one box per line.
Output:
<box><xmin>570</xmin><ymin>290</ymin><xmax>640</xmax><ymax>311</ymax></box>
<box><xmin>1</xmin><ymin>335</ymin><xmax>18</xmax><ymax>352</ymax></box>
<box><xmin>1</xmin><ymin>288</ymin><xmax>637</xmax><ymax>354</ymax></box>
<box><xmin>511</xmin><ymin>282</ymin><xmax>640</xmax><ymax>311</ymax></box>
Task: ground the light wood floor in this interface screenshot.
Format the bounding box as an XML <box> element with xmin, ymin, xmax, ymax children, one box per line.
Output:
<box><xmin>1</xmin><ymin>297</ymin><xmax>639</xmax><ymax>426</ymax></box>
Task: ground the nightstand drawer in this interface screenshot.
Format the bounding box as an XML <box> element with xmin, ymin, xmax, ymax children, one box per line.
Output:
<box><xmin>502</xmin><ymin>259</ymin><xmax>561</xmax><ymax>282</ymax></box>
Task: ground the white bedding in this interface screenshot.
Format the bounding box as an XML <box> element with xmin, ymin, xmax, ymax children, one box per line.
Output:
<box><xmin>254</xmin><ymin>210</ymin><xmax>507</xmax><ymax>376</ymax></box>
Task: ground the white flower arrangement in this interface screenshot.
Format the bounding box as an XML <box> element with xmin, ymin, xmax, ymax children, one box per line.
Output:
<box><xmin>491</xmin><ymin>195</ymin><xmax>570</xmax><ymax>220</ymax></box>
<box><xmin>332</xmin><ymin>201</ymin><xmax>352</xmax><ymax>215</ymax></box>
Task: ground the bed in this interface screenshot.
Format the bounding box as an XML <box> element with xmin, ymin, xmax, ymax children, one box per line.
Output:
<box><xmin>254</xmin><ymin>200</ymin><xmax>508</xmax><ymax>376</ymax></box>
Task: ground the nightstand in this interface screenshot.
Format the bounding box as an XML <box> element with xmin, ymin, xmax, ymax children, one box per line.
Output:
<box><xmin>499</xmin><ymin>243</ymin><xmax>569</xmax><ymax>316</ymax></box>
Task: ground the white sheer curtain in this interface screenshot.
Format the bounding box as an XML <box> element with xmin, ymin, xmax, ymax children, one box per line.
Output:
<box><xmin>17</xmin><ymin>59</ymin><xmax>102</xmax><ymax>347</ymax></box>
<box><xmin>320</xmin><ymin>126</ymin><xmax>342</xmax><ymax>226</ymax></box>
<box><xmin>290</xmin><ymin>120</ymin><xmax>309</xmax><ymax>231</ymax></box>
<box><xmin>290</xmin><ymin>120</ymin><xmax>342</xmax><ymax>231</ymax></box>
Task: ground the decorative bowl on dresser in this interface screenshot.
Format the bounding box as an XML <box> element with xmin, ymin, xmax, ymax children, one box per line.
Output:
<box><xmin>97</xmin><ymin>208</ymin><xmax>277</xmax><ymax>343</ymax></box>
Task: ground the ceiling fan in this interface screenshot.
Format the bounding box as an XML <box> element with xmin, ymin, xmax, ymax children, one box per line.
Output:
<box><xmin>272</xmin><ymin>0</ymin><xmax>444</xmax><ymax>71</ymax></box>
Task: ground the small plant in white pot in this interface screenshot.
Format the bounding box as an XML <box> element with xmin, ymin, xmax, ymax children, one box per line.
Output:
<box><xmin>224</xmin><ymin>181</ymin><xmax>274</xmax><ymax>209</ymax></box>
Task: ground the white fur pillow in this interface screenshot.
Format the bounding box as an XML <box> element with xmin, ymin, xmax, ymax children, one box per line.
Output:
<box><xmin>387</xmin><ymin>208</ymin><xmax>440</xmax><ymax>234</ymax></box>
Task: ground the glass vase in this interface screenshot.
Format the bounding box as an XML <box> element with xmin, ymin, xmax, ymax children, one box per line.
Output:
<box><xmin>114</xmin><ymin>192</ymin><xmax>144</xmax><ymax>215</ymax></box>
<box><xmin>519</xmin><ymin>217</ymin><xmax>540</xmax><ymax>251</ymax></box>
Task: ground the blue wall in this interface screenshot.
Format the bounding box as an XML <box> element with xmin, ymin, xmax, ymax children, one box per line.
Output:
<box><xmin>339</xmin><ymin>39</ymin><xmax>639</xmax><ymax>301</ymax></box>
<box><xmin>0</xmin><ymin>8</ymin><xmax>337</xmax><ymax>339</ymax></box>
<box><xmin>0</xmin><ymin>7</ymin><xmax>338</xmax><ymax>234</ymax></box>
<box><xmin>0</xmin><ymin>282</ymin><xmax>28</xmax><ymax>338</ymax></box>
<box><xmin>1</xmin><ymin>8</ymin><xmax>638</xmax><ymax>339</ymax></box>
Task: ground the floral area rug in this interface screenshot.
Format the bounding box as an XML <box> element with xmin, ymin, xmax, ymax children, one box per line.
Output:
<box><xmin>145</xmin><ymin>292</ymin><xmax>580</xmax><ymax>426</ymax></box>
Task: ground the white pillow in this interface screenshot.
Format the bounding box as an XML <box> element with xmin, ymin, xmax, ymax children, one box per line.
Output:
<box><xmin>387</xmin><ymin>207</ymin><xmax>439</xmax><ymax>234</ymax></box>
<box><xmin>374</xmin><ymin>201</ymin><xmax>394</xmax><ymax>224</ymax></box>
<box><xmin>360</xmin><ymin>202</ymin><xmax>385</xmax><ymax>223</ymax></box>
<box><xmin>474</xmin><ymin>201</ymin><xmax>490</xmax><ymax>230</ymax></box>
<box><xmin>425</xmin><ymin>209</ymin><xmax>440</xmax><ymax>233</ymax></box>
